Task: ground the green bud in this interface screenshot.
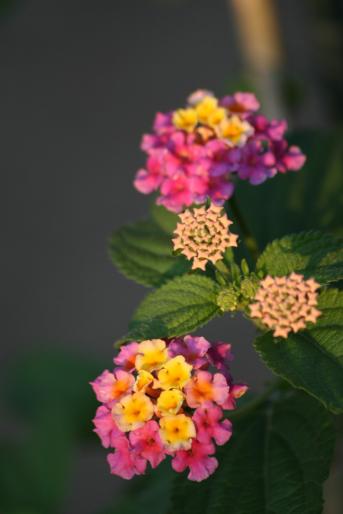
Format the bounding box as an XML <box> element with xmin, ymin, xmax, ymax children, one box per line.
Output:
<box><xmin>240</xmin><ymin>276</ymin><xmax>259</xmax><ymax>300</ymax></box>
<box><xmin>217</xmin><ymin>286</ymin><xmax>239</xmax><ymax>312</ymax></box>
<box><xmin>241</xmin><ymin>258</ymin><xmax>250</xmax><ymax>275</ymax></box>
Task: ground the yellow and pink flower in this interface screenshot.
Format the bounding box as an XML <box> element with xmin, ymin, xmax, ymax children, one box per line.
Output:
<box><xmin>91</xmin><ymin>334</ymin><xmax>247</xmax><ymax>481</ymax></box>
<box><xmin>134</xmin><ymin>90</ymin><xmax>306</xmax><ymax>213</ymax></box>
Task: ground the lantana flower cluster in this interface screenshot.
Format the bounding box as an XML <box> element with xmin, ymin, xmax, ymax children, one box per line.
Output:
<box><xmin>91</xmin><ymin>336</ymin><xmax>247</xmax><ymax>482</ymax></box>
<box><xmin>250</xmin><ymin>273</ymin><xmax>321</xmax><ymax>338</ymax></box>
<box><xmin>173</xmin><ymin>204</ymin><xmax>238</xmax><ymax>270</ymax></box>
<box><xmin>134</xmin><ymin>89</ymin><xmax>306</xmax><ymax>212</ymax></box>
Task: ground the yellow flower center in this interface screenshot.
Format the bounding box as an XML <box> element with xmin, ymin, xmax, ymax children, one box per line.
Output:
<box><xmin>157</xmin><ymin>389</ymin><xmax>184</xmax><ymax>416</ymax></box>
<box><xmin>135</xmin><ymin>339</ymin><xmax>168</xmax><ymax>372</ymax></box>
<box><xmin>157</xmin><ymin>356</ymin><xmax>192</xmax><ymax>390</ymax></box>
<box><xmin>159</xmin><ymin>414</ymin><xmax>196</xmax><ymax>450</ymax></box>
<box><xmin>112</xmin><ymin>392</ymin><xmax>154</xmax><ymax>432</ymax></box>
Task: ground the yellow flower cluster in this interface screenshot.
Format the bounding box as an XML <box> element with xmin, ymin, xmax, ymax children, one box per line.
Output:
<box><xmin>172</xmin><ymin>94</ymin><xmax>253</xmax><ymax>147</ymax></box>
<box><xmin>112</xmin><ymin>339</ymin><xmax>196</xmax><ymax>451</ymax></box>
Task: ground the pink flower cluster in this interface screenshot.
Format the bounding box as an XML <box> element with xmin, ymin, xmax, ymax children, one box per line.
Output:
<box><xmin>91</xmin><ymin>335</ymin><xmax>247</xmax><ymax>482</ymax></box>
<box><xmin>134</xmin><ymin>90</ymin><xmax>306</xmax><ymax>212</ymax></box>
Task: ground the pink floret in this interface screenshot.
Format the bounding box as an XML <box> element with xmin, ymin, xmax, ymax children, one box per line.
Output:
<box><xmin>107</xmin><ymin>436</ymin><xmax>147</xmax><ymax>480</ymax></box>
<box><xmin>90</xmin><ymin>369</ymin><xmax>134</xmax><ymax>405</ymax></box>
<box><xmin>193</xmin><ymin>402</ymin><xmax>232</xmax><ymax>446</ymax></box>
<box><xmin>92</xmin><ymin>405</ymin><xmax>121</xmax><ymax>448</ymax></box>
<box><xmin>113</xmin><ymin>342</ymin><xmax>139</xmax><ymax>371</ymax></box>
<box><xmin>168</xmin><ymin>335</ymin><xmax>210</xmax><ymax>369</ymax></box>
<box><xmin>172</xmin><ymin>439</ymin><xmax>218</xmax><ymax>482</ymax></box>
<box><xmin>220</xmin><ymin>92</ymin><xmax>260</xmax><ymax>115</ymax></box>
<box><xmin>129</xmin><ymin>420</ymin><xmax>166</xmax><ymax>469</ymax></box>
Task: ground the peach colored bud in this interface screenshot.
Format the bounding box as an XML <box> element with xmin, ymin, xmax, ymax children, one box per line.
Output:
<box><xmin>250</xmin><ymin>273</ymin><xmax>321</xmax><ymax>338</ymax></box>
<box><xmin>172</xmin><ymin>204</ymin><xmax>238</xmax><ymax>270</ymax></box>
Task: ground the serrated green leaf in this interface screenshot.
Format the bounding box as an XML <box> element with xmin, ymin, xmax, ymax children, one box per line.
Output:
<box><xmin>254</xmin><ymin>289</ymin><xmax>343</xmax><ymax>414</ymax></box>
<box><xmin>170</xmin><ymin>392</ymin><xmax>334</xmax><ymax>514</ymax></box>
<box><xmin>256</xmin><ymin>231</ymin><xmax>343</xmax><ymax>285</ymax></box>
<box><xmin>119</xmin><ymin>275</ymin><xmax>220</xmax><ymax>343</ymax></box>
<box><xmin>109</xmin><ymin>220</ymin><xmax>190</xmax><ymax>287</ymax></box>
<box><xmin>233</xmin><ymin>130</ymin><xmax>343</xmax><ymax>248</ymax></box>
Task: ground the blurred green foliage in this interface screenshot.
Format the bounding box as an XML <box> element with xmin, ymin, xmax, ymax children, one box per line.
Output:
<box><xmin>0</xmin><ymin>348</ymin><xmax>101</xmax><ymax>514</ymax></box>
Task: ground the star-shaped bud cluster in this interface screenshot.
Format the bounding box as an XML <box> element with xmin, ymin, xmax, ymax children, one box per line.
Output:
<box><xmin>172</xmin><ymin>204</ymin><xmax>238</xmax><ymax>270</ymax></box>
<box><xmin>250</xmin><ymin>273</ymin><xmax>321</xmax><ymax>338</ymax></box>
<box><xmin>91</xmin><ymin>335</ymin><xmax>247</xmax><ymax>482</ymax></box>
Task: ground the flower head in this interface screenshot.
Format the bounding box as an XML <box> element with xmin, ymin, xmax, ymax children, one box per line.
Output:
<box><xmin>134</xmin><ymin>90</ymin><xmax>305</xmax><ymax>212</ymax></box>
<box><xmin>113</xmin><ymin>342</ymin><xmax>139</xmax><ymax>371</ymax></box>
<box><xmin>159</xmin><ymin>414</ymin><xmax>196</xmax><ymax>451</ymax></box>
<box><xmin>157</xmin><ymin>355</ymin><xmax>192</xmax><ymax>390</ymax></box>
<box><xmin>129</xmin><ymin>420</ymin><xmax>166</xmax><ymax>468</ymax></box>
<box><xmin>135</xmin><ymin>339</ymin><xmax>168</xmax><ymax>372</ymax></box>
<box><xmin>92</xmin><ymin>405</ymin><xmax>122</xmax><ymax>448</ymax></box>
<box><xmin>107</xmin><ymin>436</ymin><xmax>147</xmax><ymax>479</ymax></box>
<box><xmin>172</xmin><ymin>203</ymin><xmax>238</xmax><ymax>270</ymax></box>
<box><xmin>173</xmin><ymin>108</ymin><xmax>198</xmax><ymax>133</ymax></box>
<box><xmin>250</xmin><ymin>273</ymin><xmax>321</xmax><ymax>338</ymax></box>
<box><xmin>112</xmin><ymin>392</ymin><xmax>154</xmax><ymax>432</ymax></box>
<box><xmin>217</xmin><ymin>115</ymin><xmax>254</xmax><ymax>147</ymax></box>
<box><xmin>134</xmin><ymin>370</ymin><xmax>154</xmax><ymax>392</ymax></box>
<box><xmin>92</xmin><ymin>335</ymin><xmax>247</xmax><ymax>482</ymax></box>
<box><xmin>156</xmin><ymin>389</ymin><xmax>184</xmax><ymax>416</ymax></box>
<box><xmin>168</xmin><ymin>335</ymin><xmax>210</xmax><ymax>369</ymax></box>
<box><xmin>172</xmin><ymin>439</ymin><xmax>218</xmax><ymax>482</ymax></box>
<box><xmin>90</xmin><ymin>369</ymin><xmax>134</xmax><ymax>406</ymax></box>
<box><xmin>185</xmin><ymin>371</ymin><xmax>229</xmax><ymax>408</ymax></box>
<box><xmin>193</xmin><ymin>402</ymin><xmax>232</xmax><ymax>445</ymax></box>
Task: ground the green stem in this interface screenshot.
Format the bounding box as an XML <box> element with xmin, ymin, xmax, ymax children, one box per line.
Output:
<box><xmin>229</xmin><ymin>196</ymin><xmax>260</xmax><ymax>263</ymax></box>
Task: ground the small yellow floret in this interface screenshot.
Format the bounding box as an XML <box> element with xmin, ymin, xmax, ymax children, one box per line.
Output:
<box><xmin>195</xmin><ymin>96</ymin><xmax>219</xmax><ymax>125</ymax></box>
<box><xmin>157</xmin><ymin>356</ymin><xmax>192</xmax><ymax>390</ymax></box>
<box><xmin>159</xmin><ymin>414</ymin><xmax>196</xmax><ymax>451</ymax></box>
<box><xmin>218</xmin><ymin>115</ymin><xmax>253</xmax><ymax>146</ymax></box>
<box><xmin>172</xmin><ymin>108</ymin><xmax>198</xmax><ymax>132</ymax></box>
<box><xmin>135</xmin><ymin>339</ymin><xmax>168</xmax><ymax>372</ymax></box>
<box><xmin>207</xmin><ymin>107</ymin><xmax>226</xmax><ymax>128</ymax></box>
<box><xmin>157</xmin><ymin>389</ymin><xmax>184</xmax><ymax>416</ymax></box>
<box><xmin>112</xmin><ymin>392</ymin><xmax>154</xmax><ymax>432</ymax></box>
<box><xmin>134</xmin><ymin>369</ymin><xmax>154</xmax><ymax>392</ymax></box>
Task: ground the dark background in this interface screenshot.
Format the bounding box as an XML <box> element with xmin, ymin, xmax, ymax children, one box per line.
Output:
<box><xmin>1</xmin><ymin>1</ymin><xmax>342</xmax><ymax>513</ymax></box>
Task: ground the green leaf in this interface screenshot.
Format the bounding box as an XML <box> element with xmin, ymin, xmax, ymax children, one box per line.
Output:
<box><xmin>119</xmin><ymin>274</ymin><xmax>220</xmax><ymax>343</ymax></box>
<box><xmin>254</xmin><ymin>289</ymin><xmax>343</xmax><ymax>414</ymax></box>
<box><xmin>109</xmin><ymin>220</ymin><xmax>190</xmax><ymax>287</ymax></box>
<box><xmin>234</xmin><ymin>129</ymin><xmax>343</xmax><ymax>249</ymax></box>
<box><xmin>150</xmin><ymin>203</ymin><xmax>179</xmax><ymax>234</ymax></box>
<box><xmin>256</xmin><ymin>230</ymin><xmax>343</xmax><ymax>285</ymax></box>
<box><xmin>170</xmin><ymin>392</ymin><xmax>334</xmax><ymax>514</ymax></box>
